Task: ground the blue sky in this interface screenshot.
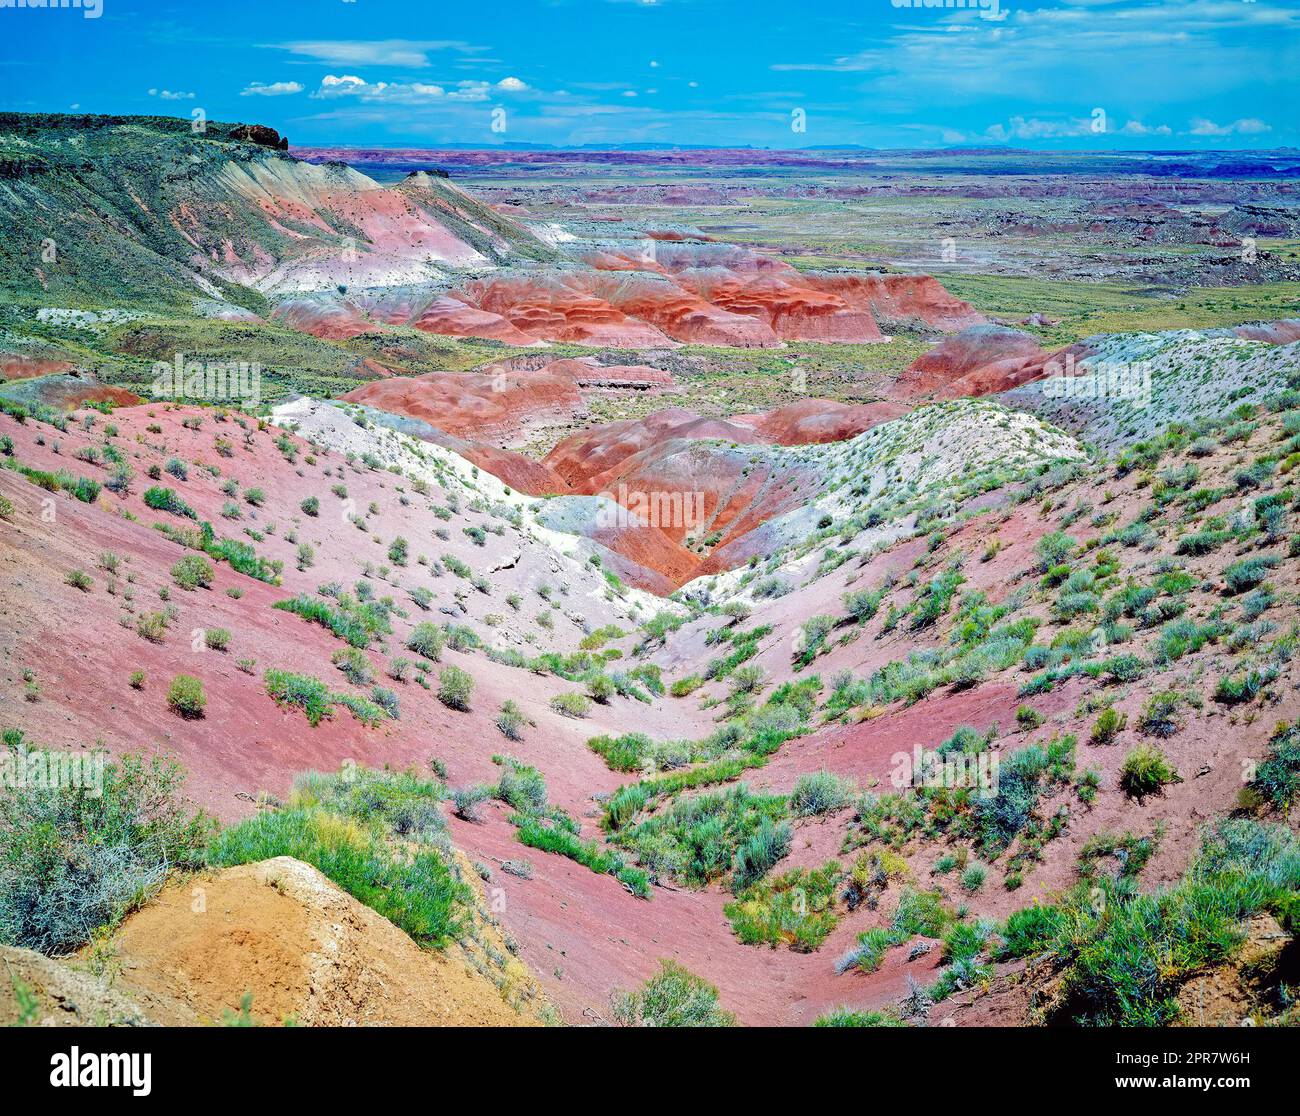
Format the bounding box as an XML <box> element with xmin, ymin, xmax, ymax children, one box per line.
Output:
<box><xmin>1</xmin><ymin>0</ymin><xmax>1295</xmax><ymax>149</ymax></box>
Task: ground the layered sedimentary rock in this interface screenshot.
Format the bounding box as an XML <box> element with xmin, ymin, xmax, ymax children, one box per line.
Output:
<box><xmin>899</xmin><ymin>325</ymin><xmax>1054</xmax><ymax>398</ymax></box>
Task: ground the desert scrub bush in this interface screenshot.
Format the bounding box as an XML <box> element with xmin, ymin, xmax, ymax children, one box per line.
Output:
<box><xmin>1223</xmin><ymin>555</ymin><xmax>1279</xmax><ymax>594</ymax></box>
<box><xmin>135</xmin><ymin>611</ymin><xmax>168</xmax><ymax>643</ymax></box>
<box><xmin>614</xmin><ymin>783</ymin><xmax>789</xmax><ymax>889</ymax></box>
<box><xmin>1090</xmin><ymin>707</ymin><xmax>1127</xmax><ymax>745</ymax></box>
<box><xmin>64</xmin><ymin>568</ymin><xmax>93</xmax><ymax>592</ymax></box>
<box><xmin>1036</xmin><ymin>531</ymin><xmax>1076</xmax><ymax>573</ymax></box>
<box><xmin>670</xmin><ymin>674</ymin><xmax>704</xmax><ymax>698</ymax></box>
<box><xmin>1137</xmin><ymin>690</ymin><xmax>1188</xmax><ymax>738</ymax></box>
<box><xmin>610</xmin><ymin>960</ymin><xmax>734</xmax><ymax>1027</ymax></box>
<box><xmin>814</xmin><ymin>1007</ymin><xmax>903</xmax><ymax>1027</ymax></box>
<box><xmin>725</xmin><ymin>862</ymin><xmax>842</xmax><ymax>952</ymax></box>
<box><xmin>1012</xmin><ymin>818</ymin><xmax>1300</xmax><ymax>1025</ymax></box>
<box><xmin>836</xmin><ymin>887</ymin><xmax>956</xmax><ymax>974</ymax></box>
<box><xmin>731</xmin><ymin>816</ymin><xmax>792</xmax><ymax>891</ymax></box>
<box><xmin>789</xmin><ymin>770</ymin><xmax>852</xmax><ymax>817</ymax></box>
<box><xmin>208</xmin><ymin>801</ymin><xmax>467</xmax><ymax>950</ymax></box>
<box><xmin>452</xmin><ymin>785</ymin><xmax>493</xmax><ymax>822</ymax></box>
<box><xmin>496</xmin><ymin>700</ymin><xmax>527</xmax><ymax>741</ymax></box>
<box><xmin>165</xmin><ymin>675</ymin><xmax>206</xmax><ymax>718</ymax></box>
<box><xmin>370</xmin><ymin>687</ymin><xmax>400</xmax><ymax>720</ymax></box>
<box><xmin>293</xmin><ymin>765</ymin><xmax>447</xmax><ymax>845</ymax></box>
<box><xmin>274</xmin><ymin>593</ymin><xmax>389</xmax><ymax>649</ymax></box>
<box><xmin>587</xmin><ymin>732</ymin><xmax>655</xmax><ymax>773</ymax></box>
<box><xmin>910</xmin><ymin>568</ymin><xmax>965</xmax><ymax>630</ymax></box>
<box><xmin>969</xmin><ymin>735</ymin><xmax>1076</xmax><ymax>858</ymax></box>
<box><xmin>444</xmin><ymin>624</ymin><xmax>481</xmax><ymax>653</ymax></box>
<box><xmin>960</xmin><ymin>863</ymin><xmax>988</xmax><ymax>893</ymax></box>
<box><xmin>587</xmin><ymin>673</ymin><xmax>617</xmax><ymax>704</ymax></box>
<box><xmin>512</xmin><ymin>812</ymin><xmax>650</xmax><ymax>897</ymax></box>
<box><xmin>792</xmin><ymin>614</ymin><xmax>836</xmax><ymax>668</ymax></box>
<box><xmin>204</xmin><ymin>627</ymin><xmax>230</xmax><ymax>652</ymax></box>
<box><xmin>0</xmin><ymin>746</ymin><xmax>213</xmax><ymax>952</ymax></box>
<box><xmin>493</xmin><ymin>756</ymin><xmax>548</xmax><ymax>814</ymax></box>
<box><xmin>331</xmin><ymin>647</ymin><xmax>374</xmax><ymax>686</ymax></box>
<box><xmin>843</xmin><ymin>584</ymin><xmax>886</xmax><ymax>623</ymax></box>
<box><xmin>437</xmin><ymin>665</ymin><xmax>474</xmax><ymax>711</ymax></box>
<box><xmin>1214</xmin><ymin>664</ymin><xmax>1279</xmax><ymax>705</ymax></box>
<box><xmin>1119</xmin><ymin>744</ymin><xmax>1180</xmax><ymax>799</ymax></box>
<box><xmin>264</xmin><ymin>669</ymin><xmax>334</xmax><ymax>726</ymax></box>
<box><xmin>300</xmin><ymin>496</ymin><xmax>319</xmax><ymax>517</ymax></box>
<box><xmin>550</xmin><ymin>692</ymin><xmax>592</xmax><ymax>719</ymax></box>
<box><xmin>1247</xmin><ymin>722</ymin><xmax>1300</xmax><ymax>809</ymax></box>
<box><xmin>406</xmin><ymin>621</ymin><xmax>446</xmax><ymax>662</ymax></box>
<box><xmin>143</xmin><ymin>486</ymin><xmax>195</xmax><ymax>519</ymax></box>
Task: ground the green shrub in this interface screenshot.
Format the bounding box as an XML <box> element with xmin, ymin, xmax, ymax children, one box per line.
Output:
<box><xmin>550</xmin><ymin>692</ymin><xmax>592</xmax><ymax>719</ymax></box>
<box><xmin>670</xmin><ymin>674</ymin><xmax>704</xmax><ymax>698</ymax></box>
<box><xmin>166</xmin><ymin>674</ymin><xmax>206</xmax><ymax>718</ymax></box>
<box><xmin>208</xmin><ymin>804</ymin><xmax>466</xmax><ymax>949</ymax></box>
<box><xmin>264</xmin><ymin>669</ymin><xmax>334</xmax><ymax>726</ymax></box>
<box><xmin>731</xmin><ymin>817</ymin><xmax>792</xmax><ymax>891</ymax></box>
<box><xmin>1039</xmin><ymin>819</ymin><xmax>1299</xmax><ymax>1024</ymax></box>
<box><xmin>437</xmin><ymin>665</ymin><xmax>474</xmax><ymax>711</ymax></box>
<box><xmin>1090</xmin><ymin>707</ymin><xmax>1127</xmax><ymax>745</ymax></box>
<box><xmin>1251</xmin><ymin>722</ymin><xmax>1300</xmax><ymax>808</ymax></box>
<box><xmin>494</xmin><ymin>757</ymin><xmax>547</xmax><ymax>814</ymax></box>
<box><xmin>1224</xmin><ymin>556</ymin><xmax>1278</xmax><ymax>594</ymax></box>
<box><xmin>406</xmin><ymin>622</ymin><xmax>446</xmax><ymax>661</ymax></box>
<box><xmin>1016</xmin><ymin>705</ymin><xmax>1044</xmax><ymax>730</ymax></box>
<box><xmin>1036</xmin><ymin>531</ymin><xmax>1076</xmax><ymax>573</ymax></box>
<box><xmin>274</xmin><ymin>594</ymin><xmax>388</xmax><ymax>649</ymax></box>
<box><xmin>725</xmin><ymin>862</ymin><xmax>842</xmax><ymax>951</ymax></box>
<box><xmin>610</xmin><ymin>961</ymin><xmax>734</xmax><ymax>1027</ymax></box>
<box><xmin>1120</xmin><ymin>744</ymin><xmax>1179</xmax><ymax>799</ymax></box>
<box><xmin>496</xmin><ymin>700</ymin><xmax>526</xmax><ymax>741</ymax></box>
<box><xmin>143</xmin><ymin>486</ymin><xmax>195</xmax><ymax>519</ymax></box>
<box><xmin>0</xmin><ymin>748</ymin><xmax>212</xmax><ymax>952</ymax></box>
<box><xmin>1138</xmin><ymin>690</ymin><xmax>1186</xmax><ymax>738</ymax></box>
<box><xmin>814</xmin><ymin>1008</ymin><xmax>903</xmax><ymax>1027</ymax></box>
<box><xmin>789</xmin><ymin>770</ymin><xmax>851</xmax><ymax>817</ymax></box>
<box><xmin>170</xmin><ymin>554</ymin><xmax>215</xmax><ymax>591</ymax></box>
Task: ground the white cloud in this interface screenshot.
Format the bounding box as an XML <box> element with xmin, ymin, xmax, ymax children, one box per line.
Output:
<box><xmin>148</xmin><ymin>89</ymin><xmax>195</xmax><ymax>101</ymax></box>
<box><xmin>1187</xmin><ymin>117</ymin><xmax>1271</xmax><ymax>136</ymax></box>
<box><xmin>312</xmin><ymin>74</ymin><xmax>497</xmax><ymax>103</ymax></box>
<box><xmin>240</xmin><ymin>81</ymin><xmax>304</xmax><ymax>97</ymax></box>
<box><xmin>1120</xmin><ymin>120</ymin><xmax>1172</xmax><ymax>136</ymax></box>
<box><xmin>496</xmin><ymin>76</ymin><xmax>528</xmax><ymax>91</ymax></box>
<box><xmin>270</xmin><ymin>39</ymin><xmax>483</xmax><ymax>67</ymax></box>
<box><xmin>985</xmin><ymin>115</ymin><xmax>1098</xmax><ymax>140</ymax></box>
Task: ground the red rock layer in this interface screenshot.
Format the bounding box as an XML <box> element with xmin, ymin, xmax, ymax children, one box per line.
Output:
<box><xmin>1234</xmin><ymin>319</ymin><xmax>1300</xmax><ymax>345</ymax></box>
<box><xmin>898</xmin><ymin>325</ymin><xmax>1053</xmax><ymax>398</ymax></box>
<box><xmin>341</xmin><ymin>368</ymin><xmax>581</xmax><ymax>444</ymax></box>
